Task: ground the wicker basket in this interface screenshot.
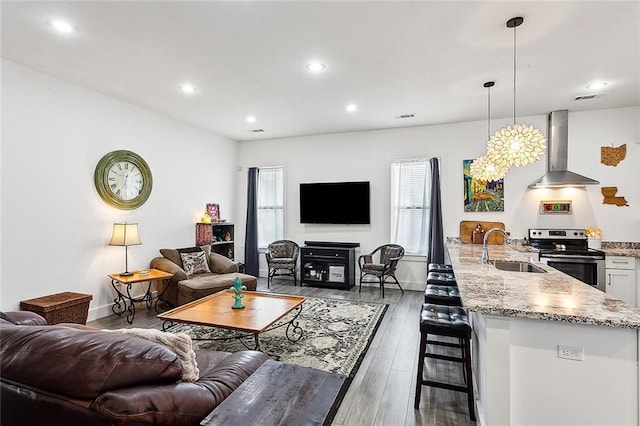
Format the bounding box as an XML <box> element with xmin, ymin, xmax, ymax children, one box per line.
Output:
<box><xmin>20</xmin><ymin>292</ymin><xmax>92</xmax><ymax>325</ymax></box>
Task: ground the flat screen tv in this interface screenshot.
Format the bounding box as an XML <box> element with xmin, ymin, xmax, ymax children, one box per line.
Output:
<box><xmin>300</xmin><ymin>181</ymin><xmax>370</xmax><ymax>224</ymax></box>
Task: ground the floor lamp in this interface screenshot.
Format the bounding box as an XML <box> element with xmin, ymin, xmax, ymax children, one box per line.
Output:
<box><xmin>109</xmin><ymin>223</ymin><xmax>141</xmax><ymax>276</ymax></box>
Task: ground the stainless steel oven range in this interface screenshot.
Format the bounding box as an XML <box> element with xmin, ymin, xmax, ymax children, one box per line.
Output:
<box><xmin>528</xmin><ymin>228</ymin><xmax>605</xmax><ymax>292</ymax></box>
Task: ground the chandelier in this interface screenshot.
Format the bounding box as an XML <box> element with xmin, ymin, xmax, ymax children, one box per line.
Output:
<box><xmin>486</xmin><ymin>17</ymin><xmax>546</xmax><ymax>168</ymax></box>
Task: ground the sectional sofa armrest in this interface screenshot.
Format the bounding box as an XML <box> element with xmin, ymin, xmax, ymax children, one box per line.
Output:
<box><xmin>93</xmin><ymin>382</ymin><xmax>215</xmax><ymax>426</ymax></box>
<box><xmin>208</xmin><ymin>252</ymin><xmax>239</xmax><ymax>274</ymax></box>
<box><xmin>0</xmin><ymin>311</ymin><xmax>48</xmax><ymax>326</ymax></box>
<box><xmin>150</xmin><ymin>257</ymin><xmax>187</xmax><ymax>282</ymax></box>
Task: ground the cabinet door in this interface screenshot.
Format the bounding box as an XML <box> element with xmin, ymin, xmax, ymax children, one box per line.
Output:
<box><xmin>606</xmin><ymin>269</ymin><xmax>636</xmax><ymax>307</ymax></box>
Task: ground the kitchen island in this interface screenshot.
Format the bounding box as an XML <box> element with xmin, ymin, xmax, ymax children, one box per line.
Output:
<box><xmin>447</xmin><ymin>242</ymin><xmax>640</xmax><ymax>426</ymax></box>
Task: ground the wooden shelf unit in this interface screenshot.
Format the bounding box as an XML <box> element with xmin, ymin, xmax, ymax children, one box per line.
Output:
<box><xmin>195</xmin><ymin>222</ymin><xmax>235</xmax><ymax>260</ymax></box>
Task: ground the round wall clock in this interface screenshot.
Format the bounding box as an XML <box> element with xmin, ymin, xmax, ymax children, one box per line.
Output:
<box><xmin>94</xmin><ymin>150</ymin><xmax>153</xmax><ymax>210</ymax></box>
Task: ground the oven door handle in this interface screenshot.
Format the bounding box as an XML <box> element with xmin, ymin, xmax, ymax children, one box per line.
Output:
<box><xmin>540</xmin><ymin>254</ymin><xmax>604</xmax><ymax>260</ymax></box>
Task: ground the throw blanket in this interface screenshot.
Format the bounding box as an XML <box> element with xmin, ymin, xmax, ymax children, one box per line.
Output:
<box><xmin>104</xmin><ymin>328</ymin><xmax>199</xmax><ymax>382</ymax></box>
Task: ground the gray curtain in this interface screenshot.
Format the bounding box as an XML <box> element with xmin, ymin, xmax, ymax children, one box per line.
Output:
<box><xmin>427</xmin><ymin>157</ymin><xmax>444</xmax><ymax>265</ymax></box>
<box><xmin>244</xmin><ymin>167</ymin><xmax>259</xmax><ymax>276</ymax></box>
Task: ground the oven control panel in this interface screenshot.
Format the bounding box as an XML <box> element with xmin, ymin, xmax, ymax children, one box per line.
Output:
<box><xmin>529</xmin><ymin>228</ymin><xmax>586</xmax><ymax>240</ymax></box>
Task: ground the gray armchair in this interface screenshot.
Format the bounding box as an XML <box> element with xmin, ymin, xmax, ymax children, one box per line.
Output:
<box><xmin>265</xmin><ymin>240</ymin><xmax>299</xmax><ymax>287</ymax></box>
<box><xmin>358</xmin><ymin>244</ymin><xmax>405</xmax><ymax>297</ymax></box>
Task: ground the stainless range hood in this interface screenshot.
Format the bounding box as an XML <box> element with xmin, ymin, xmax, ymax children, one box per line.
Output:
<box><xmin>528</xmin><ymin>110</ymin><xmax>599</xmax><ymax>188</ymax></box>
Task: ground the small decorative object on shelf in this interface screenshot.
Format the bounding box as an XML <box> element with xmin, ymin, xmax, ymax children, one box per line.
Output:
<box><xmin>230</xmin><ymin>277</ymin><xmax>246</xmax><ymax>309</ymax></box>
<box><xmin>206</xmin><ymin>203</ymin><xmax>220</xmax><ymax>221</ymax></box>
<box><xmin>199</xmin><ymin>211</ymin><xmax>212</xmax><ymax>224</ymax></box>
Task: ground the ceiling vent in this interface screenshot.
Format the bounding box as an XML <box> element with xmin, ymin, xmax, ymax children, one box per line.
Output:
<box><xmin>395</xmin><ymin>113</ymin><xmax>416</xmax><ymax>119</ymax></box>
<box><xmin>574</xmin><ymin>94</ymin><xmax>605</xmax><ymax>101</ymax></box>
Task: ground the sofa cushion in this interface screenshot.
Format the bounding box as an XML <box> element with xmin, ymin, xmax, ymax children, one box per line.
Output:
<box><xmin>181</xmin><ymin>251</ymin><xmax>211</xmax><ymax>276</ymax></box>
<box><xmin>91</xmin><ymin>350</ymin><xmax>270</xmax><ymax>425</ymax></box>
<box><xmin>178</xmin><ymin>273</ymin><xmax>258</xmax><ymax>305</ymax></box>
<box><xmin>103</xmin><ymin>328</ymin><xmax>199</xmax><ymax>382</ymax></box>
<box><xmin>0</xmin><ymin>324</ymin><xmax>183</xmax><ymax>399</ymax></box>
<box><xmin>209</xmin><ymin>252</ymin><xmax>239</xmax><ymax>274</ymax></box>
<box><xmin>160</xmin><ymin>246</ymin><xmax>211</xmax><ymax>269</ymax></box>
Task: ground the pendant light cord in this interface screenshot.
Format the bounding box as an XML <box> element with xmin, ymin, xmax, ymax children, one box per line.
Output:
<box><xmin>487</xmin><ymin>85</ymin><xmax>491</xmax><ymax>139</ymax></box>
<box><xmin>512</xmin><ymin>23</ymin><xmax>517</xmax><ymax>125</ymax></box>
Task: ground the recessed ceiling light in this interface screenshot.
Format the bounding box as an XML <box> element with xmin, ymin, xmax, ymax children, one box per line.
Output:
<box><xmin>51</xmin><ymin>20</ymin><xmax>73</xmax><ymax>33</ymax></box>
<box><xmin>180</xmin><ymin>83</ymin><xmax>196</xmax><ymax>94</ymax></box>
<box><xmin>306</xmin><ymin>61</ymin><xmax>326</xmax><ymax>73</ymax></box>
<box><xmin>346</xmin><ymin>104</ymin><xmax>357</xmax><ymax>112</ymax></box>
<box><xmin>586</xmin><ymin>81</ymin><xmax>608</xmax><ymax>90</ymax></box>
<box><xmin>246</xmin><ymin>115</ymin><xmax>256</xmax><ymax>123</ymax></box>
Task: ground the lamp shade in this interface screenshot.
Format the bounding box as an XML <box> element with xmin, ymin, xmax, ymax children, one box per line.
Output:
<box><xmin>109</xmin><ymin>223</ymin><xmax>141</xmax><ymax>246</ymax></box>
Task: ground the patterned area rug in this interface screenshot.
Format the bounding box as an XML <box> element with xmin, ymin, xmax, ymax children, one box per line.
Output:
<box><xmin>168</xmin><ymin>296</ymin><xmax>388</xmax><ymax>378</ymax></box>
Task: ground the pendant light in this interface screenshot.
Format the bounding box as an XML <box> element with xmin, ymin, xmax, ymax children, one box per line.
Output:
<box><xmin>470</xmin><ymin>81</ymin><xmax>509</xmax><ymax>182</ymax></box>
<box><xmin>486</xmin><ymin>17</ymin><xmax>546</xmax><ymax>168</ymax></box>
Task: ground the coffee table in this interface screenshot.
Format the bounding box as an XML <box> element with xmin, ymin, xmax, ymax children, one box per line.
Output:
<box><xmin>157</xmin><ymin>290</ymin><xmax>305</xmax><ymax>350</ymax></box>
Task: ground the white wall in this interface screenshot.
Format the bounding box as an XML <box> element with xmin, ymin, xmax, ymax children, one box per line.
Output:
<box><xmin>237</xmin><ymin>107</ymin><xmax>639</xmax><ymax>287</ymax></box>
<box><xmin>1</xmin><ymin>60</ymin><xmax>239</xmax><ymax>318</ymax></box>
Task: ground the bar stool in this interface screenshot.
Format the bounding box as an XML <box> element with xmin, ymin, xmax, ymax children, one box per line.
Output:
<box><xmin>414</xmin><ymin>303</ymin><xmax>475</xmax><ymax>421</ymax></box>
<box><xmin>424</xmin><ymin>284</ymin><xmax>462</xmax><ymax>306</ymax></box>
<box><xmin>426</xmin><ymin>271</ymin><xmax>457</xmax><ymax>287</ymax></box>
<box><xmin>427</xmin><ymin>263</ymin><xmax>454</xmax><ymax>274</ymax></box>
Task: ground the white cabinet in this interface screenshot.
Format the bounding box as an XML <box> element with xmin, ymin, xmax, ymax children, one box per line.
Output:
<box><xmin>605</xmin><ymin>256</ymin><xmax>637</xmax><ymax>307</ymax></box>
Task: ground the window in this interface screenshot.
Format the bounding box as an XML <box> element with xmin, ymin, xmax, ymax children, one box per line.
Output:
<box><xmin>390</xmin><ymin>159</ymin><xmax>432</xmax><ymax>255</ymax></box>
<box><xmin>257</xmin><ymin>166</ymin><xmax>284</xmax><ymax>248</ymax></box>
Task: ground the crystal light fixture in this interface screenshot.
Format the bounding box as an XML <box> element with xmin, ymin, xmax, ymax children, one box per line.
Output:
<box><xmin>470</xmin><ymin>81</ymin><xmax>508</xmax><ymax>181</ymax></box>
<box><xmin>486</xmin><ymin>17</ymin><xmax>546</xmax><ymax>168</ymax></box>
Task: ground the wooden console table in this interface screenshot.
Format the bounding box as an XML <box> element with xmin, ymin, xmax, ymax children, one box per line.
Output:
<box><xmin>201</xmin><ymin>359</ymin><xmax>346</xmax><ymax>425</ymax></box>
<box><xmin>108</xmin><ymin>269</ymin><xmax>173</xmax><ymax>324</ymax></box>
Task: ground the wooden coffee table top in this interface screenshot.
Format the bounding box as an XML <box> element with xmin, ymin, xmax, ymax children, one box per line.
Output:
<box><xmin>157</xmin><ymin>290</ymin><xmax>305</xmax><ymax>334</ymax></box>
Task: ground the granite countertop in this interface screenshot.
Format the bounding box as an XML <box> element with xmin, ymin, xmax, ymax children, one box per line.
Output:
<box><xmin>601</xmin><ymin>247</ymin><xmax>640</xmax><ymax>258</ymax></box>
<box><xmin>446</xmin><ymin>243</ymin><xmax>640</xmax><ymax>329</ymax></box>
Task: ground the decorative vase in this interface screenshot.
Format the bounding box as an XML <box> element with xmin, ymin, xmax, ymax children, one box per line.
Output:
<box><xmin>230</xmin><ymin>277</ymin><xmax>247</xmax><ymax>309</ymax></box>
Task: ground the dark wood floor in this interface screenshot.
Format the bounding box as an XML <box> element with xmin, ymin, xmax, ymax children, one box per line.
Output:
<box><xmin>89</xmin><ymin>278</ymin><xmax>476</xmax><ymax>426</ymax></box>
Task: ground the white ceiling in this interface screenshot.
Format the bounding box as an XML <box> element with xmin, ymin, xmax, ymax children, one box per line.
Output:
<box><xmin>2</xmin><ymin>1</ymin><xmax>638</xmax><ymax>142</ymax></box>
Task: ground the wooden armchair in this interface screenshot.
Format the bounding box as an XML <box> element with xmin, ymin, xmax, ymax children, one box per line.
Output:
<box><xmin>265</xmin><ymin>240</ymin><xmax>300</xmax><ymax>287</ymax></box>
<box><xmin>358</xmin><ymin>244</ymin><xmax>405</xmax><ymax>297</ymax></box>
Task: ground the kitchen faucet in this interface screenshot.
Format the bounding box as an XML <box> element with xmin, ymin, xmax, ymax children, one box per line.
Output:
<box><xmin>481</xmin><ymin>228</ymin><xmax>510</xmax><ymax>264</ymax></box>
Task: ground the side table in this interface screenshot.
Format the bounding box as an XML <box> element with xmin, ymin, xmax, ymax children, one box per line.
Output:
<box><xmin>200</xmin><ymin>359</ymin><xmax>346</xmax><ymax>425</ymax></box>
<box><xmin>108</xmin><ymin>269</ymin><xmax>173</xmax><ymax>324</ymax></box>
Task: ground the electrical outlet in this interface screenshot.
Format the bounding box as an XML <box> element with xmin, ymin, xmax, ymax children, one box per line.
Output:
<box><xmin>558</xmin><ymin>345</ymin><xmax>584</xmax><ymax>361</ymax></box>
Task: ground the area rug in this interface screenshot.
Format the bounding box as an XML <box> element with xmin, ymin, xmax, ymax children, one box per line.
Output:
<box><xmin>168</xmin><ymin>296</ymin><xmax>388</xmax><ymax>379</ymax></box>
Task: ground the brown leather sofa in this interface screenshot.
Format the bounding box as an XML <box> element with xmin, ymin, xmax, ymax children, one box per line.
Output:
<box><xmin>151</xmin><ymin>245</ymin><xmax>258</xmax><ymax>306</ymax></box>
<box><xmin>0</xmin><ymin>311</ymin><xmax>269</xmax><ymax>425</ymax></box>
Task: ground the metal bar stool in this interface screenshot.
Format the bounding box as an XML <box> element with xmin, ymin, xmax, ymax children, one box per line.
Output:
<box><xmin>427</xmin><ymin>263</ymin><xmax>454</xmax><ymax>274</ymax></box>
<box><xmin>426</xmin><ymin>271</ymin><xmax>457</xmax><ymax>287</ymax></box>
<box><xmin>414</xmin><ymin>303</ymin><xmax>475</xmax><ymax>421</ymax></box>
<box><xmin>424</xmin><ymin>284</ymin><xmax>462</xmax><ymax>306</ymax></box>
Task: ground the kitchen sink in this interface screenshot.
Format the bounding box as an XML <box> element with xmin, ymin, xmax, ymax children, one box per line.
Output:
<box><xmin>492</xmin><ymin>260</ymin><xmax>547</xmax><ymax>273</ymax></box>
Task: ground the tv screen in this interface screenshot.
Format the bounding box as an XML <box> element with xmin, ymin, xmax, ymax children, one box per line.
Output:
<box><xmin>300</xmin><ymin>181</ymin><xmax>370</xmax><ymax>224</ymax></box>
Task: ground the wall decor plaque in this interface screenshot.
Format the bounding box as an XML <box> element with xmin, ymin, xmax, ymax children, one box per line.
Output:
<box><xmin>540</xmin><ymin>200</ymin><xmax>572</xmax><ymax>214</ymax></box>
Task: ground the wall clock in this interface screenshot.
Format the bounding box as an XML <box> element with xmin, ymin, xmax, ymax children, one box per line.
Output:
<box><xmin>94</xmin><ymin>150</ymin><xmax>152</xmax><ymax>210</ymax></box>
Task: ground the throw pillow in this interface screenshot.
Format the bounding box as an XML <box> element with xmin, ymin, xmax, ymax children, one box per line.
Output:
<box><xmin>180</xmin><ymin>251</ymin><xmax>211</xmax><ymax>276</ymax></box>
<box><xmin>103</xmin><ymin>328</ymin><xmax>199</xmax><ymax>382</ymax></box>
<box><xmin>160</xmin><ymin>246</ymin><xmax>211</xmax><ymax>269</ymax></box>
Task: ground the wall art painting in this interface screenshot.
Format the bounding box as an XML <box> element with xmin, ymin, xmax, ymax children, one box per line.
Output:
<box><xmin>463</xmin><ymin>159</ymin><xmax>504</xmax><ymax>212</ymax></box>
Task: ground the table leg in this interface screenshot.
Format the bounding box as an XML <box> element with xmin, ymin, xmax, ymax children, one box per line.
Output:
<box><xmin>285</xmin><ymin>304</ymin><xmax>304</xmax><ymax>342</ymax></box>
<box><xmin>154</xmin><ymin>279</ymin><xmax>173</xmax><ymax>313</ymax></box>
<box><xmin>111</xmin><ymin>279</ymin><xmax>128</xmax><ymax>317</ymax></box>
<box><xmin>124</xmin><ymin>283</ymin><xmax>136</xmax><ymax>324</ymax></box>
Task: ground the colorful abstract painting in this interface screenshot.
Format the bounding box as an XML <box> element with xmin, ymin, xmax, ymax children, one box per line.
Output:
<box><xmin>463</xmin><ymin>159</ymin><xmax>504</xmax><ymax>212</ymax></box>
